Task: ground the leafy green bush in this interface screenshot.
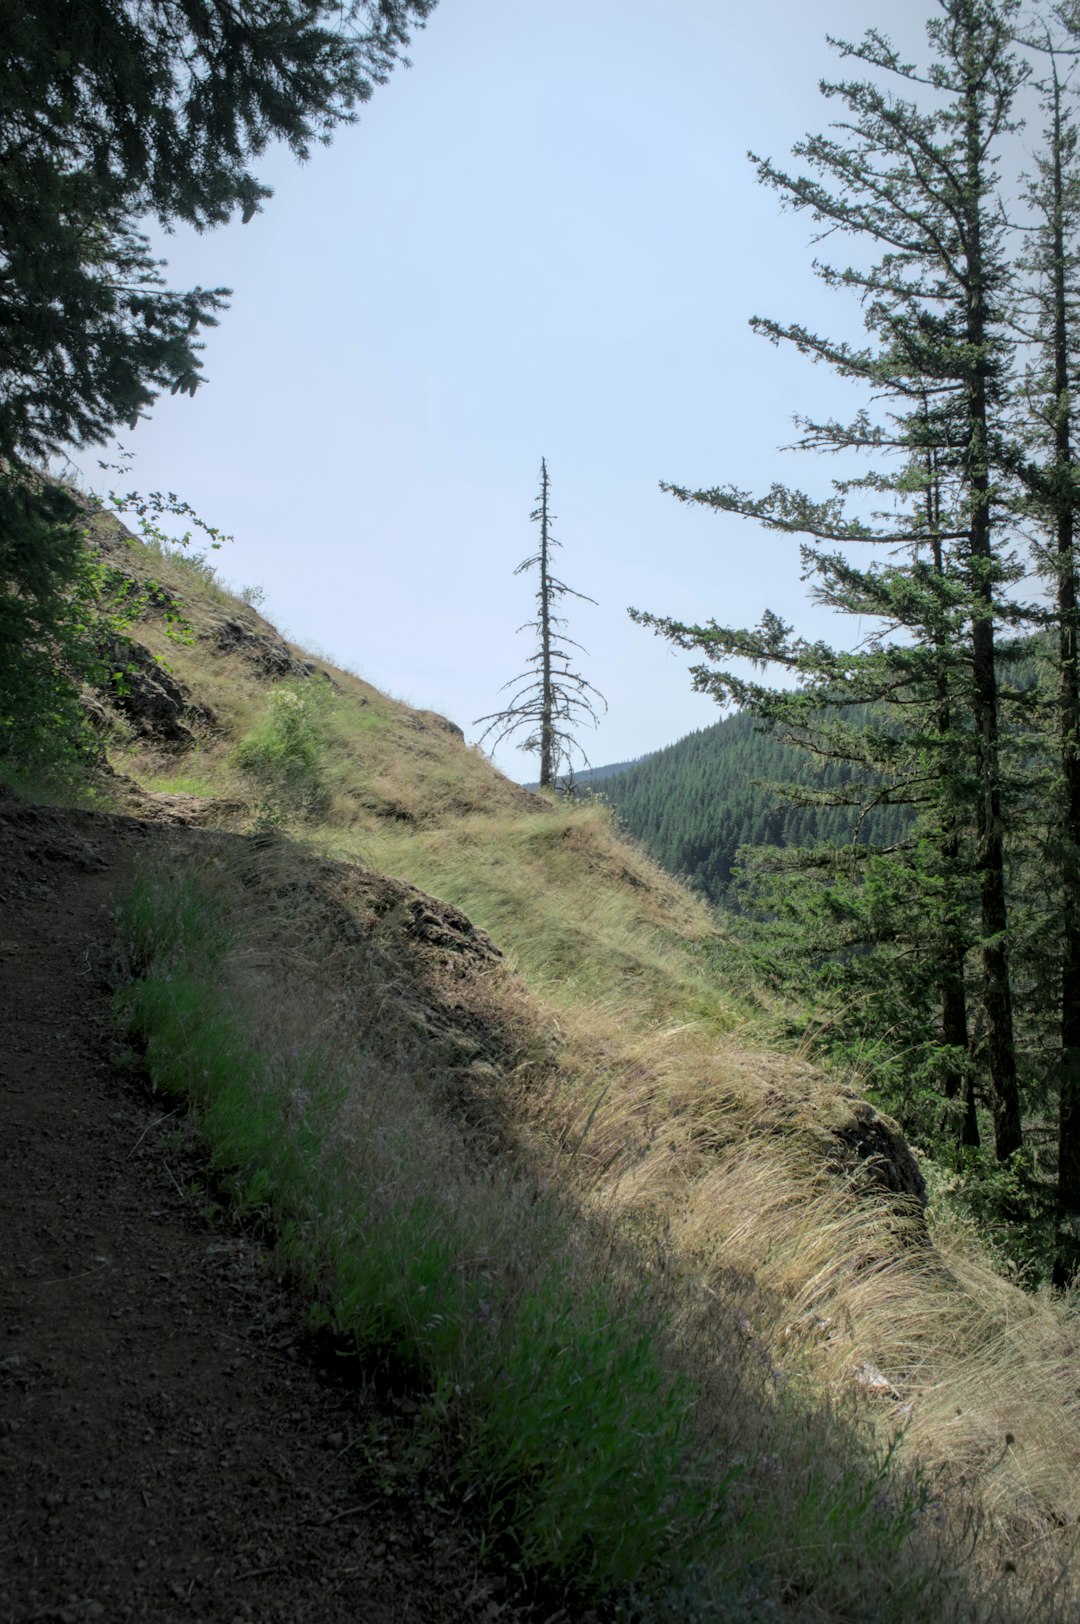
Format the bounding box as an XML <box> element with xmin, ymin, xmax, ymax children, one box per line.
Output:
<box><xmin>234</xmin><ymin>680</ymin><xmax>331</xmax><ymax>824</ymax></box>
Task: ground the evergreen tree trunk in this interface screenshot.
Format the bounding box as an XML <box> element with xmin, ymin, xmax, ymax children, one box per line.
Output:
<box><xmin>1054</xmin><ymin>424</ymin><xmax>1080</xmax><ymax>1275</ymax></box>
<box><xmin>934</xmin><ymin>672</ymin><xmax>978</xmax><ymax>1148</ymax></box>
<box><xmin>1057</xmin><ymin>442</ymin><xmax>1080</xmax><ymax>1271</ymax></box>
<box><xmin>1040</xmin><ymin>71</ymin><xmax>1080</xmax><ymax>1283</ymax></box>
<box><xmin>928</xmin><ymin>447</ymin><xmax>980</xmax><ymax>1149</ymax></box>
<box><xmin>960</xmin><ymin>40</ymin><xmax>1023</xmax><ymax>1162</ymax></box>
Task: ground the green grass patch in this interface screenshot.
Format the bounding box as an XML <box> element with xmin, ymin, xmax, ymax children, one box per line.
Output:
<box><xmin>138</xmin><ymin>771</ymin><xmax>221</xmax><ymax>798</ymax></box>
<box><xmin>117</xmin><ymin>857</ymin><xmax>727</xmax><ymax>1603</ymax></box>
<box><xmin>359</xmin><ymin>809</ymin><xmax>739</xmax><ymax>1034</ymax></box>
<box><xmin>472</xmin><ymin>1277</ymin><xmax>721</xmax><ymax>1587</ymax></box>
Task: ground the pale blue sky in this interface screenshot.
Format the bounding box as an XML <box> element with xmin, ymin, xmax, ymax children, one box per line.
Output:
<box><xmin>79</xmin><ymin>0</ymin><xmax>935</xmax><ymax>779</ymax></box>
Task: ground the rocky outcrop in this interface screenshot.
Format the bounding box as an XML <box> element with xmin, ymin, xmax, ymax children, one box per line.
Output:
<box><xmin>87</xmin><ymin>512</ymin><xmax>314</xmax><ymax>683</ymax></box>
<box><xmin>202</xmin><ymin>612</ymin><xmax>313</xmax><ymax>680</ymax></box>
<box><xmin>114</xmin><ymin>782</ymin><xmax>247</xmax><ymax>829</ymax></box>
<box><xmin>825</xmin><ymin>1094</ymin><xmax>927</xmax><ymax>1204</ymax></box>
<box><xmin>103</xmin><ymin>641</ymin><xmax>214</xmax><ymax>747</ymax></box>
<box><xmin>339</xmin><ymin>868</ymin><xmax>503</xmax><ymax>967</ymax></box>
<box><xmin>754</xmin><ymin>1062</ymin><xmax>927</xmax><ymax>1228</ymax></box>
<box><xmin>413</xmin><ymin>709</ymin><xmax>465</xmax><ymax>741</ymax></box>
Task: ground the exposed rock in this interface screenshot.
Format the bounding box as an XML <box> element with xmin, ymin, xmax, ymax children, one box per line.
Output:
<box><xmin>346</xmin><ymin>789</ymin><xmax>416</xmax><ymax>824</ymax></box>
<box><xmin>84</xmin><ymin>512</ymin><xmax>184</xmax><ymax>615</ymax></box>
<box><xmin>414</xmin><ymin>709</ymin><xmax>465</xmax><ymax>741</ymax></box>
<box><xmin>104</xmin><ymin>641</ymin><xmax>214</xmax><ymax>747</ymax></box>
<box><xmin>104</xmin><ymin>566</ymin><xmax>181</xmax><ymax>619</ymax></box>
<box><xmin>342</xmin><ymin>869</ymin><xmax>503</xmax><ymax>965</ymax></box>
<box><xmin>202</xmin><ymin>612</ymin><xmax>313</xmax><ymax>679</ymax></box>
<box><xmin>116</xmin><ymin>785</ymin><xmax>247</xmax><ymax>829</ymax></box>
<box><xmin>819</xmin><ymin>1092</ymin><xmax>927</xmax><ymax>1207</ymax></box>
<box><xmin>754</xmin><ymin>1064</ymin><xmax>927</xmax><ymax>1229</ymax></box>
<box><xmin>853</xmin><ymin>1359</ymin><xmax>903</xmax><ymax>1400</ymax></box>
<box><xmin>81</xmin><ymin>691</ymin><xmax>112</xmax><ymax>733</ymax></box>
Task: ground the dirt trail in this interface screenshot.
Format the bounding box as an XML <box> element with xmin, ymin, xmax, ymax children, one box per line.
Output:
<box><xmin>0</xmin><ymin>800</ymin><xmax>527</xmax><ymax>1624</ymax></box>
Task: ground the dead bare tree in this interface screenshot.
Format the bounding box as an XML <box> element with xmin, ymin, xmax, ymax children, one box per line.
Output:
<box><xmin>475</xmin><ymin>458</ymin><xmax>605</xmax><ymax>789</ymax></box>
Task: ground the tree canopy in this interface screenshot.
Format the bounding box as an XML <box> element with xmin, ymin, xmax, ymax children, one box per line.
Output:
<box><xmin>4</xmin><ymin>1</ymin><xmax>437</xmax><ymax>231</ymax></box>
<box><xmin>0</xmin><ymin>0</ymin><xmax>436</xmax><ymax>463</ymax></box>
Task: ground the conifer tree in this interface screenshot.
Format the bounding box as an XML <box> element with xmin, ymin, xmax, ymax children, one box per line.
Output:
<box><xmin>477</xmin><ymin>460</ymin><xmax>605</xmax><ymax>789</ymax></box>
<box><xmin>6</xmin><ymin>1</ymin><xmax>436</xmax><ymax>234</ymax></box>
<box><xmin>633</xmin><ymin>0</ymin><xmax>1028</xmax><ymax>1160</ymax></box>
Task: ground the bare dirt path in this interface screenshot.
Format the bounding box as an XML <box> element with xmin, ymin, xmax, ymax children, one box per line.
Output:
<box><xmin>0</xmin><ymin>799</ymin><xmax>527</xmax><ymax>1624</ymax></box>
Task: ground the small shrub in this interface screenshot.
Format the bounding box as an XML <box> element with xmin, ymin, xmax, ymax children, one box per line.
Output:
<box><xmin>169</xmin><ymin>548</ymin><xmax>220</xmax><ymax>589</ymax></box>
<box><xmin>234</xmin><ymin>680</ymin><xmax>331</xmax><ymax>824</ymax></box>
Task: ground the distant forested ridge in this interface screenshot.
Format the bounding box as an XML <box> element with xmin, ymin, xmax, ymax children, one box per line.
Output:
<box><xmin>598</xmin><ymin>711</ymin><xmax>909</xmax><ymax>907</ymax></box>
<box><xmin>525</xmin><ymin>756</ymin><xmax>642</xmax><ymax>792</ymax></box>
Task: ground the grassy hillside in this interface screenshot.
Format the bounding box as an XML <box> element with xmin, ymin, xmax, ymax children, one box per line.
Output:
<box><xmin>79</xmin><ymin>511</ymin><xmax>1080</xmax><ymax>1618</ymax></box>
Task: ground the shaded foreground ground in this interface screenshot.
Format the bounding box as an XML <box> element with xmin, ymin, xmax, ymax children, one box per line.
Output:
<box><xmin>0</xmin><ymin>797</ymin><xmax>536</xmax><ymax>1624</ymax></box>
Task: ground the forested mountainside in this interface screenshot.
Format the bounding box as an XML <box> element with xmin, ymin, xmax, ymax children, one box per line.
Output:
<box><xmin>598</xmin><ymin>709</ymin><xmax>910</xmax><ymax>906</ymax></box>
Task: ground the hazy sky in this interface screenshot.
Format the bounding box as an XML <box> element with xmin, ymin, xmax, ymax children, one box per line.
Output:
<box><xmin>78</xmin><ymin>0</ymin><xmax>938</xmax><ymax>779</ymax></box>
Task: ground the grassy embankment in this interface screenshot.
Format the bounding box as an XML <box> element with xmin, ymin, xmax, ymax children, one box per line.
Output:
<box><xmin>103</xmin><ymin>516</ymin><xmax>1080</xmax><ymax>1619</ymax></box>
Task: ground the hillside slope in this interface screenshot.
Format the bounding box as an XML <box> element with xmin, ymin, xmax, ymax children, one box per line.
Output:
<box><xmin>22</xmin><ymin>507</ymin><xmax>1080</xmax><ymax>1617</ymax></box>
<box><xmin>597</xmin><ymin>710</ymin><xmax>909</xmax><ymax>906</ymax></box>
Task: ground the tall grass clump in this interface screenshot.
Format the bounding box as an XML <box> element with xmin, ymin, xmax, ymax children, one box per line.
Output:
<box><xmin>341</xmin><ymin>801</ymin><xmax>1080</xmax><ymax>1620</ymax></box>
<box><xmin>471</xmin><ymin>1277</ymin><xmax>715</xmax><ymax>1588</ymax></box>
<box><xmin>116</xmin><ymin>845</ymin><xmax>726</xmax><ymax>1604</ymax></box>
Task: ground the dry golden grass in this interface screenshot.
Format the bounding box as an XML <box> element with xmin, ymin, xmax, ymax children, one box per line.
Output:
<box><xmin>102</xmin><ymin>514</ymin><xmax>1080</xmax><ymax>1618</ymax></box>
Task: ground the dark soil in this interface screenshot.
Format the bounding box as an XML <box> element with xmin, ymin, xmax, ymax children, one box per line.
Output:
<box><xmin>0</xmin><ymin>797</ymin><xmax>545</xmax><ymax>1624</ymax></box>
